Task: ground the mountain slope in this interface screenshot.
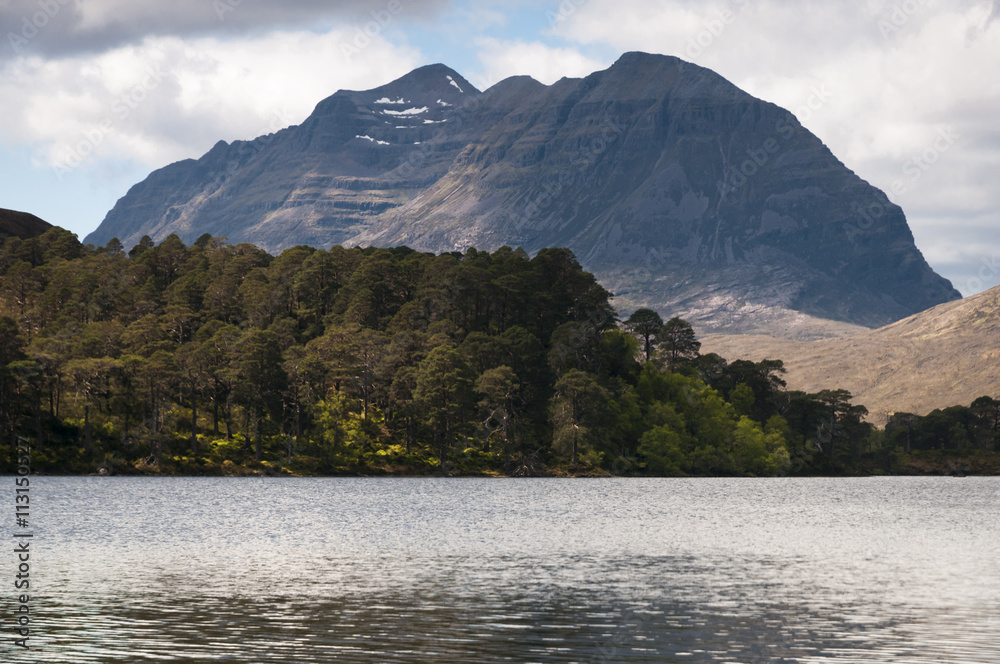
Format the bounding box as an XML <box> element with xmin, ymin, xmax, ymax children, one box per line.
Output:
<box><xmin>702</xmin><ymin>286</ymin><xmax>1000</xmax><ymax>424</ymax></box>
<box><xmin>0</xmin><ymin>208</ymin><xmax>52</xmax><ymax>240</ymax></box>
<box><xmin>85</xmin><ymin>52</ymin><xmax>960</xmax><ymax>335</ymax></box>
<box><xmin>90</xmin><ymin>64</ymin><xmax>483</xmax><ymax>252</ymax></box>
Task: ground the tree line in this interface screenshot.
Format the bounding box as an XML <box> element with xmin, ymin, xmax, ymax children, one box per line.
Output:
<box><xmin>1</xmin><ymin>228</ymin><xmax>997</xmax><ymax>476</ymax></box>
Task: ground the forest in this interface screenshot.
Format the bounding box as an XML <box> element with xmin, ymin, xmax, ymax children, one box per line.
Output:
<box><xmin>1</xmin><ymin>228</ymin><xmax>998</xmax><ymax>476</ymax></box>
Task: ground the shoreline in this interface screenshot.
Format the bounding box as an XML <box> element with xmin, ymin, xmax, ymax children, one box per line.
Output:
<box><xmin>10</xmin><ymin>448</ymin><xmax>999</xmax><ymax>479</ymax></box>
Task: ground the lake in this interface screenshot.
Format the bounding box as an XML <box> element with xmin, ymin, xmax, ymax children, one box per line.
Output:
<box><xmin>6</xmin><ymin>476</ymin><xmax>999</xmax><ymax>663</ymax></box>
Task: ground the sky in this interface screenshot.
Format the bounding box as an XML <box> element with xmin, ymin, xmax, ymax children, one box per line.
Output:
<box><xmin>1</xmin><ymin>0</ymin><xmax>997</xmax><ymax>296</ymax></box>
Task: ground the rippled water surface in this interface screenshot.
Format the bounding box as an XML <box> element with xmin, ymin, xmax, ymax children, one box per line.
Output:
<box><xmin>6</xmin><ymin>477</ymin><xmax>999</xmax><ymax>662</ymax></box>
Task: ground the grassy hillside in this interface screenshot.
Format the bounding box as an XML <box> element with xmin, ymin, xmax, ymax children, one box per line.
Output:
<box><xmin>703</xmin><ymin>287</ymin><xmax>1000</xmax><ymax>425</ymax></box>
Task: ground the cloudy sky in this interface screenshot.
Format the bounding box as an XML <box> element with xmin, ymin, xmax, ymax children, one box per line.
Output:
<box><xmin>1</xmin><ymin>0</ymin><xmax>997</xmax><ymax>295</ymax></box>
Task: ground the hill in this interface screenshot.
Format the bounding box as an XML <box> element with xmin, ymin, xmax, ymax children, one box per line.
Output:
<box><xmin>0</xmin><ymin>208</ymin><xmax>52</xmax><ymax>240</ymax></box>
<box><xmin>702</xmin><ymin>287</ymin><xmax>1000</xmax><ymax>424</ymax></box>
<box><xmin>84</xmin><ymin>52</ymin><xmax>960</xmax><ymax>336</ymax></box>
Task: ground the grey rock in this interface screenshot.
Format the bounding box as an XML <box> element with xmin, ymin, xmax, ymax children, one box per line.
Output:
<box><xmin>85</xmin><ymin>52</ymin><xmax>960</xmax><ymax>335</ymax></box>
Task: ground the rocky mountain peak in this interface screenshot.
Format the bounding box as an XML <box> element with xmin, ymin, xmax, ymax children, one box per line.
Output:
<box><xmin>324</xmin><ymin>63</ymin><xmax>480</xmax><ymax>115</ymax></box>
<box><xmin>371</xmin><ymin>62</ymin><xmax>479</xmax><ymax>99</ymax></box>
<box><xmin>83</xmin><ymin>53</ymin><xmax>961</xmax><ymax>337</ymax></box>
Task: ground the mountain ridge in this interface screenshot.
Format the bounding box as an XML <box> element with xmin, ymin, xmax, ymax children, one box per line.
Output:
<box><xmin>702</xmin><ymin>285</ymin><xmax>1000</xmax><ymax>424</ymax></box>
<box><xmin>84</xmin><ymin>52</ymin><xmax>960</xmax><ymax>337</ymax></box>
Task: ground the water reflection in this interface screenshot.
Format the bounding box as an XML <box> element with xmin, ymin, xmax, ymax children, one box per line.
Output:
<box><xmin>8</xmin><ymin>477</ymin><xmax>1000</xmax><ymax>663</ymax></box>
<box><xmin>29</xmin><ymin>560</ymin><xmax>1000</xmax><ymax>663</ymax></box>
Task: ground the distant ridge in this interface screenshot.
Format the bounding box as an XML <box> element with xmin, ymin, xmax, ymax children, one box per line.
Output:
<box><xmin>84</xmin><ymin>52</ymin><xmax>960</xmax><ymax>337</ymax></box>
<box><xmin>702</xmin><ymin>286</ymin><xmax>1000</xmax><ymax>424</ymax></box>
<box><xmin>0</xmin><ymin>208</ymin><xmax>52</xmax><ymax>240</ymax></box>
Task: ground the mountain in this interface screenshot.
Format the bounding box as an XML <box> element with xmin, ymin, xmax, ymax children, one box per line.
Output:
<box><xmin>87</xmin><ymin>63</ymin><xmax>482</xmax><ymax>252</ymax></box>
<box><xmin>85</xmin><ymin>52</ymin><xmax>960</xmax><ymax>336</ymax></box>
<box><xmin>0</xmin><ymin>208</ymin><xmax>52</xmax><ymax>240</ymax></box>
<box><xmin>702</xmin><ymin>285</ymin><xmax>1000</xmax><ymax>424</ymax></box>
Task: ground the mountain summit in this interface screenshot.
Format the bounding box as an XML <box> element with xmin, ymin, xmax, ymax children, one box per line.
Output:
<box><xmin>85</xmin><ymin>52</ymin><xmax>960</xmax><ymax>335</ymax></box>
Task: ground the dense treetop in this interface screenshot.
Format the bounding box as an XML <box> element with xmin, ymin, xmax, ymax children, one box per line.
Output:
<box><xmin>1</xmin><ymin>229</ymin><xmax>996</xmax><ymax>476</ymax></box>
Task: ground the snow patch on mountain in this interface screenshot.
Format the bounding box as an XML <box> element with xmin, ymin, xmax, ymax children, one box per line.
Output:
<box><xmin>382</xmin><ymin>107</ymin><xmax>428</xmax><ymax>116</ymax></box>
<box><xmin>355</xmin><ymin>135</ymin><xmax>390</xmax><ymax>145</ymax></box>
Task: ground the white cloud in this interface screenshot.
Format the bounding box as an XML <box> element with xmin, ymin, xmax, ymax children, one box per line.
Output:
<box><xmin>0</xmin><ymin>0</ymin><xmax>451</xmax><ymax>60</ymax></box>
<box><xmin>546</xmin><ymin>0</ymin><xmax>1000</xmax><ymax>294</ymax></box>
<box><xmin>471</xmin><ymin>37</ymin><xmax>610</xmax><ymax>88</ymax></box>
<box><xmin>1</xmin><ymin>0</ymin><xmax>996</xmax><ymax>294</ymax></box>
<box><xmin>0</xmin><ymin>29</ymin><xmax>424</xmax><ymax>172</ymax></box>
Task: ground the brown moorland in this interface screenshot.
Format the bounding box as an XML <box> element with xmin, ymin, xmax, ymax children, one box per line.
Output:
<box><xmin>702</xmin><ymin>286</ymin><xmax>1000</xmax><ymax>425</ymax></box>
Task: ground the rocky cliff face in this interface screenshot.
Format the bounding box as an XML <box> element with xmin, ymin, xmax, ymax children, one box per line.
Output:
<box><xmin>85</xmin><ymin>52</ymin><xmax>961</xmax><ymax>335</ymax></box>
<box><xmin>88</xmin><ymin>64</ymin><xmax>483</xmax><ymax>252</ymax></box>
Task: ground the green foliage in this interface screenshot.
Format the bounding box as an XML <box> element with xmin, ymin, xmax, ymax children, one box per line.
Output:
<box><xmin>886</xmin><ymin>399</ymin><xmax>1000</xmax><ymax>454</ymax></box>
<box><xmin>638</xmin><ymin>424</ymin><xmax>687</xmax><ymax>475</ymax></box>
<box><xmin>729</xmin><ymin>383</ymin><xmax>755</xmax><ymax>418</ymax></box>
<box><xmin>475</xmin><ymin>365</ymin><xmax>519</xmax><ymax>460</ymax></box>
<box><xmin>414</xmin><ymin>345</ymin><xmax>475</xmax><ymax>469</ymax></box>
<box><xmin>656</xmin><ymin>317</ymin><xmax>701</xmax><ymax>371</ymax></box>
<box><xmin>624</xmin><ymin>308</ymin><xmax>663</xmax><ymax>362</ymax></box>
<box><xmin>0</xmin><ymin>235</ymin><xmax>621</xmax><ymax>474</ymax></box>
<box><xmin>0</xmin><ymin>232</ymin><xmax>991</xmax><ymax>476</ymax></box>
<box><xmin>550</xmin><ymin>369</ymin><xmax>611</xmax><ymax>468</ymax></box>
